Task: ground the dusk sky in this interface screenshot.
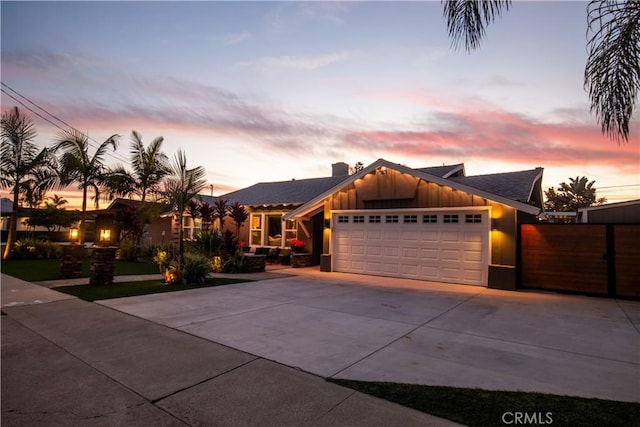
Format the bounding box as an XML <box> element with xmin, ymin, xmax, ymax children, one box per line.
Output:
<box><xmin>2</xmin><ymin>1</ymin><xmax>639</xmax><ymax>208</ymax></box>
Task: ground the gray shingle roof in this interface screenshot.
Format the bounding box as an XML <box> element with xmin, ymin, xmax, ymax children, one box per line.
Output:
<box><xmin>219</xmin><ymin>176</ymin><xmax>347</xmax><ymax>206</ymax></box>
<box><xmin>450</xmin><ymin>168</ymin><xmax>542</xmax><ymax>203</ymax></box>
<box><xmin>415</xmin><ymin>164</ymin><xmax>464</xmax><ymax>178</ymax></box>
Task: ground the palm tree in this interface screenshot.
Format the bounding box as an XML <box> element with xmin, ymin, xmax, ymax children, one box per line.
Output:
<box><xmin>105</xmin><ymin>130</ymin><xmax>170</xmax><ymax>202</ymax></box>
<box><xmin>53</xmin><ymin>129</ymin><xmax>120</xmax><ymax>244</ymax></box>
<box><xmin>544</xmin><ymin>176</ymin><xmax>607</xmax><ymax>212</ymax></box>
<box><xmin>161</xmin><ymin>149</ymin><xmax>207</xmax><ymax>280</ymax></box>
<box><xmin>46</xmin><ymin>194</ymin><xmax>68</xmax><ymax>209</ymax></box>
<box><xmin>443</xmin><ymin>0</ymin><xmax>639</xmax><ymax>143</ymax></box>
<box><xmin>1</xmin><ymin>107</ymin><xmax>56</xmax><ymax>259</ymax></box>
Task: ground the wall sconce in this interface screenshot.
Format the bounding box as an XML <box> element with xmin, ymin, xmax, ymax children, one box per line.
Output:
<box><xmin>379</xmin><ymin>166</ymin><xmax>387</xmax><ymax>175</ymax></box>
<box><xmin>69</xmin><ymin>227</ymin><xmax>79</xmax><ymax>241</ymax></box>
<box><xmin>491</xmin><ymin>218</ymin><xmax>499</xmax><ymax>231</ymax></box>
<box><xmin>99</xmin><ymin>229</ymin><xmax>112</xmax><ymax>245</ymax></box>
<box><xmin>324</xmin><ymin>218</ymin><xmax>331</xmax><ymax>229</ymax></box>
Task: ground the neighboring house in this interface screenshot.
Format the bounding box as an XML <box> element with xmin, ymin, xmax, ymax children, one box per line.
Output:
<box><xmin>0</xmin><ymin>197</ymin><xmax>42</xmax><ymax>233</ymax></box>
<box><xmin>90</xmin><ymin>198</ymin><xmax>174</xmax><ymax>245</ymax></box>
<box><xmin>577</xmin><ymin>199</ymin><xmax>640</xmax><ymax>223</ymax></box>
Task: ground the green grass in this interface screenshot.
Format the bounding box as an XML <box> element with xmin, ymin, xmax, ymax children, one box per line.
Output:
<box><xmin>53</xmin><ymin>277</ymin><xmax>250</xmax><ymax>302</ymax></box>
<box><xmin>329</xmin><ymin>379</ymin><xmax>639</xmax><ymax>427</ymax></box>
<box><xmin>1</xmin><ymin>258</ymin><xmax>160</xmax><ymax>282</ymax></box>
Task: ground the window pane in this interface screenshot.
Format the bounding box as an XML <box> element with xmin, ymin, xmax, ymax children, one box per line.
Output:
<box><xmin>251</xmin><ymin>215</ymin><xmax>262</xmax><ymax>229</ymax></box>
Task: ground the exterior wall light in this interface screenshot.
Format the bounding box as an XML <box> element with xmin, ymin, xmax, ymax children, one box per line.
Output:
<box><xmin>324</xmin><ymin>218</ymin><xmax>331</xmax><ymax>229</ymax></box>
<box><xmin>491</xmin><ymin>218</ymin><xmax>499</xmax><ymax>231</ymax></box>
<box><xmin>69</xmin><ymin>227</ymin><xmax>79</xmax><ymax>241</ymax></box>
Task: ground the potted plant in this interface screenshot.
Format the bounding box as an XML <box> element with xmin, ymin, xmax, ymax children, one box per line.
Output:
<box><xmin>290</xmin><ymin>239</ymin><xmax>306</xmax><ymax>253</ymax></box>
<box><xmin>290</xmin><ymin>239</ymin><xmax>311</xmax><ymax>267</ymax></box>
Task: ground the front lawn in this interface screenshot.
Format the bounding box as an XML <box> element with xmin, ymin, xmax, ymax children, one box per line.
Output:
<box><xmin>1</xmin><ymin>258</ymin><xmax>160</xmax><ymax>282</ymax></box>
<box><xmin>329</xmin><ymin>379</ymin><xmax>639</xmax><ymax>427</ymax></box>
<box><xmin>53</xmin><ymin>277</ymin><xmax>250</xmax><ymax>302</ymax></box>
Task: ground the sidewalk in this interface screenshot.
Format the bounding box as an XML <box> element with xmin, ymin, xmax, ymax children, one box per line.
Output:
<box><xmin>1</xmin><ymin>274</ymin><xmax>459</xmax><ymax>426</ymax></box>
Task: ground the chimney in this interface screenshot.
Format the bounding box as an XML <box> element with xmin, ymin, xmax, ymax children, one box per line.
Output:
<box><xmin>332</xmin><ymin>162</ymin><xmax>349</xmax><ymax>177</ymax></box>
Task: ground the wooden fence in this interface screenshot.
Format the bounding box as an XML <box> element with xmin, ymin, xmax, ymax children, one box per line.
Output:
<box><xmin>520</xmin><ymin>224</ymin><xmax>640</xmax><ymax>298</ymax></box>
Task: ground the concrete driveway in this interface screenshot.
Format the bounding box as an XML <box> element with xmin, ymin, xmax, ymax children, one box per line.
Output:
<box><xmin>100</xmin><ymin>269</ymin><xmax>640</xmax><ymax>403</ymax></box>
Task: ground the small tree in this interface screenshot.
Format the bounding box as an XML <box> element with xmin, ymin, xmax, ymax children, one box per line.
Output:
<box><xmin>213</xmin><ymin>198</ymin><xmax>229</xmax><ymax>233</ymax></box>
<box><xmin>161</xmin><ymin>150</ymin><xmax>206</xmax><ymax>282</ymax></box>
<box><xmin>544</xmin><ymin>176</ymin><xmax>607</xmax><ymax>212</ymax></box>
<box><xmin>199</xmin><ymin>202</ymin><xmax>215</xmax><ymax>231</ymax></box>
<box><xmin>229</xmin><ymin>202</ymin><xmax>249</xmax><ymax>242</ymax></box>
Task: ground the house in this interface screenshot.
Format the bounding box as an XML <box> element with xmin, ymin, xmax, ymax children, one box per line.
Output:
<box><xmin>90</xmin><ymin>198</ymin><xmax>174</xmax><ymax>245</ymax></box>
<box><xmin>577</xmin><ymin>199</ymin><xmax>640</xmax><ymax>223</ymax></box>
<box><xmin>206</xmin><ymin>160</ymin><xmax>543</xmax><ymax>290</ymax></box>
<box><xmin>93</xmin><ymin>159</ymin><xmax>543</xmax><ymax>290</ymax></box>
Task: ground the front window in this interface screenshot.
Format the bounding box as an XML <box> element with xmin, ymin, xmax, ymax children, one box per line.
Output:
<box><xmin>250</xmin><ymin>214</ymin><xmax>262</xmax><ymax>245</ymax></box>
<box><xmin>250</xmin><ymin>213</ymin><xmax>296</xmax><ymax>246</ymax></box>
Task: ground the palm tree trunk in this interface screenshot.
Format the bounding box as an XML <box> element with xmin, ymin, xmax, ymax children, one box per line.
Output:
<box><xmin>79</xmin><ymin>187</ymin><xmax>87</xmax><ymax>244</ymax></box>
<box><xmin>177</xmin><ymin>213</ymin><xmax>184</xmax><ymax>282</ymax></box>
<box><xmin>2</xmin><ymin>187</ymin><xmax>20</xmax><ymax>260</ymax></box>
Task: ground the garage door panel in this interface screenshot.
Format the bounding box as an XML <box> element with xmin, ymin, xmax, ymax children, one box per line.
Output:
<box><xmin>442</xmin><ymin>231</ymin><xmax>461</xmax><ymax>242</ymax></box>
<box><xmin>367</xmin><ymin>246</ymin><xmax>381</xmax><ymax>256</ymax></box>
<box><xmin>333</xmin><ymin>210</ymin><xmax>488</xmax><ymax>286</ymax></box>
<box><xmin>441</xmin><ymin>249</ymin><xmax>461</xmax><ymax>261</ymax></box>
<box><xmin>420</xmin><ymin>248</ymin><xmax>438</xmax><ymax>260</ymax></box>
<box><xmin>352</xmin><ymin>245</ymin><xmax>365</xmax><ymax>255</ymax></box>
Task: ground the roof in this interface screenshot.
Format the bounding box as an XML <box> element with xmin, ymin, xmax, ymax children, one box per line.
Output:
<box><xmin>217</xmin><ymin>163</ymin><xmax>465</xmax><ymax>207</ymax></box>
<box><xmin>284</xmin><ymin>159</ymin><xmax>542</xmax><ymax>219</ymax></box>
<box><xmin>415</xmin><ymin>164</ymin><xmax>465</xmax><ymax>178</ymax></box>
<box><xmin>1</xmin><ymin>198</ymin><xmax>13</xmax><ymax>215</ymax></box>
<box><xmin>217</xmin><ymin>176</ymin><xmax>348</xmax><ymax>206</ymax></box>
<box><xmin>577</xmin><ymin>199</ymin><xmax>640</xmax><ymax>213</ymax></box>
<box><xmin>450</xmin><ymin>168</ymin><xmax>543</xmax><ymax>203</ymax></box>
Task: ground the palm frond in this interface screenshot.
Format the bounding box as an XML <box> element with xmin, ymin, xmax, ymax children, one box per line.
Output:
<box><xmin>585</xmin><ymin>0</ymin><xmax>640</xmax><ymax>143</ymax></box>
<box><xmin>443</xmin><ymin>0</ymin><xmax>511</xmax><ymax>52</ymax></box>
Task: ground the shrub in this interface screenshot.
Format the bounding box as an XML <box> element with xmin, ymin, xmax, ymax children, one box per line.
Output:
<box><xmin>188</xmin><ymin>230</ymin><xmax>223</xmax><ymax>258</ymax></box>
<box><xmin>117</xmin><ymin>240</ymin><xmax>138</xmax><ymax>262</ymax></box>
<box><xmin>222</xmin><ymin>249</ymin><xmax>248</xmax><ymax>273</ymax></box>
<box><xmin>182</xmin><ymin>252</ymin><xmax>212</xmax><ymax>284</ymax></box>
<box><xmin>11</xmin><ymin>239</ymin><xmax>62</xmax><ymax>260</ymax></box>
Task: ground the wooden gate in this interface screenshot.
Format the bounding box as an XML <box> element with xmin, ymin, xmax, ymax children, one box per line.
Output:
<box><xmin>520</xmin><ymin>224</ymin><xmax>639</xmax><ymax>297</ymax></box>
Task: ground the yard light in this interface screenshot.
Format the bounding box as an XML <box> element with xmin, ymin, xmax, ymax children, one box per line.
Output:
<box><xmin>69</xmin><ymin>227</ymin><xmax>79</xmax><ymax>241</ymax></box>
<box><xmin>99</xmin><ymin>229</ymin><xmax>112</xmax><ymax>245</ymax></box>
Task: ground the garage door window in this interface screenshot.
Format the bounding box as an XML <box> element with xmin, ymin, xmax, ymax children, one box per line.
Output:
<box><xmin>443</xmin><ymin>214</ymin><xmax>459</xmax><ymax>223</ymax></box>
<box><xmin>369</xmin><ymin>215</ymin><xmax>381</xmax><ymax>223</ymax></box>
<box><xmin>465</xmin><ymin>214</ymin><xmax>482</xmax><ymax>223</ymax></box>
<box><xmin>338</xmin><ymin>215</ymin><xmax>349</xmax><ymax>223</ymax></box>
<box><xmin>404</xmin><ymin>215</ymin><xmax>418</xmax><ymax>223</ymax></box>
<box><xmin>385</xmin><ymin>215</ymin><xmax>399</xmax><ymax>223</ymax></box>
<box><xmin>423</xmin><ymin>214</ymin><xmax>438</xmax><ymax>223</ymax></box>
<box><xmin>353</xmin><ymin>215</ymin><xmax>365</xmax><ymax>223</ymax></box>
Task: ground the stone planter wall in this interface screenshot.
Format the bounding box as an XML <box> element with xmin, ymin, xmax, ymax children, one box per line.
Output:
<box><xmin>244</xmin><ymin>254</ymin><xmax>266</xmax><ymax>273</ymax></box>
<box><xmin>60</xmin><ymin>244</ymin><xmax>85</xmax><ymax>279</ymax></box>
<box><xmin>90</xmin><ymin>247</ymin><xmax>117</xmax><ymax>285</ymax></box>
<box><xmin>291</xmin><ymin>253</ymin><xmax>312</xmax><ymax>268</ymax></box>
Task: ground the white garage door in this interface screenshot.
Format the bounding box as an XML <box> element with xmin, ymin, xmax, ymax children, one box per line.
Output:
<box><xmin>332</xmin><ymin>209</ymin><xmax>489</xmax><ymax>286</ymax></box>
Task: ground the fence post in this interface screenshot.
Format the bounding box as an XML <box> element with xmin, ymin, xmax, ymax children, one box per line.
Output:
<box><xmin>606</xmin><ymin>225</ymin><xmax>616</xmax><ymax>296</ymax></box>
